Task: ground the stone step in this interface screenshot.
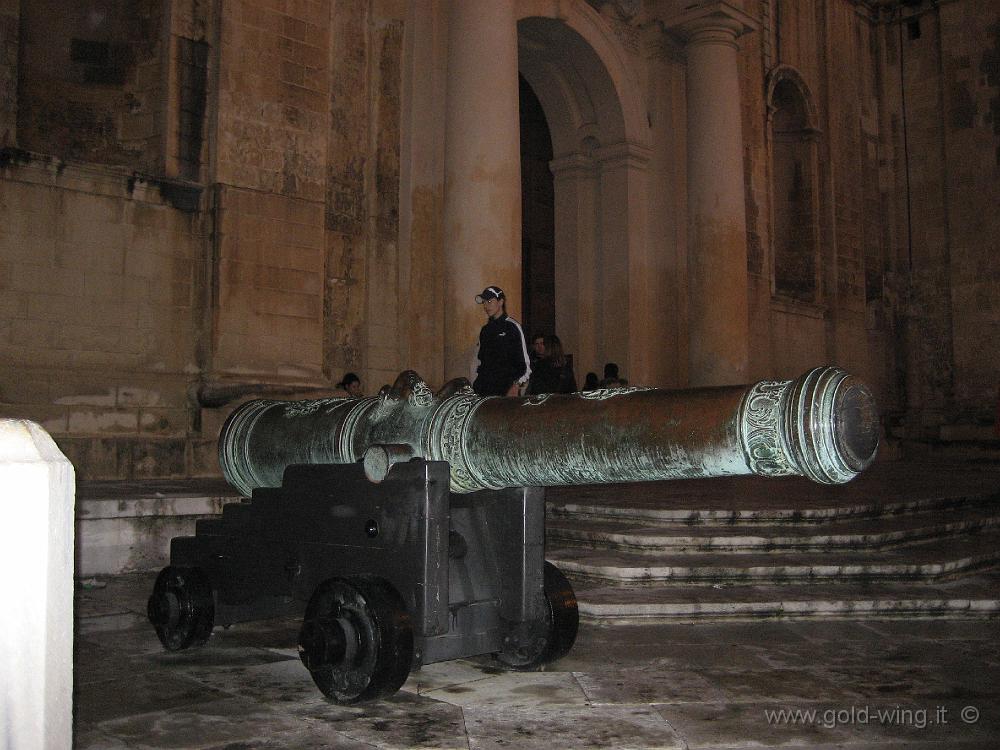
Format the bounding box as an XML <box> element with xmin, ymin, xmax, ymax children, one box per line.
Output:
<box><xmin>545</xmin><ymin>526</ymin><xmax>1000</xmax><ymax>585</ymax></box>
<box><xmin>75</xmin><ymin>480</ymin><xmax>239</xmax><ymax>577</ymax></box>
<box><xmin>546</xmin><ymin>503</ymin><xmax>1000</xmax><ymax>553</ymax></box>
<box><xmin>561</xmin><ymin>570</ymin><xmax>1000</xmax><ymax>623</ymax></box>
<box><xmin>546</xmin><ymin>490</ymin><xmax>998</xmax><ymax>525</ymax></box>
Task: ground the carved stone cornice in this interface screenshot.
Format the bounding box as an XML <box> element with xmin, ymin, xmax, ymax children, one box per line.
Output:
<box><xmin>642</xmin><ymin>22</ymin><xmax>686</xmax><ymax>63</ymax></box>
<box><xmin>585</xmin><ymin>0</ymin><xmax>642</xmax><ymax>23</ymax></box>
<box><xmin>662</xmin><ymin>1</ymin><xmax>759</xmax><ymax>47</ymax></box>
<box><xmin>594</xmin><ymin>141</ymin><xmax>653</xmax><ymax>170</ymax></box>
<box><xmin>549</xmin><ymin>152</ymin><xmax>596</xmax><ymax>178</ymax></box>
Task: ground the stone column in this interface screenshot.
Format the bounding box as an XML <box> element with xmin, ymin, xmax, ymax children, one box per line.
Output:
<box><xmin>442</xmin><ymin>0</ymin><xmax>521</xmax><ymax>382</ymax></box>
<box><xmin>551</xmin><ymin>152</ymin><xmax>599</xmax><ymax>382</ymax></box>
<box><xmin>0</xmin><ymin>420</ymin><xmax>75</xmax><ymax>750</ymax></box>
<box><xmin>595</xmin><ymin>142</ymin><xmax>652</xmax><ymax>385</ymax></box>
<box><xmin>666</xmin><ymin>3</ymin><xmax>757</xmax><ymax>386</ymax></box>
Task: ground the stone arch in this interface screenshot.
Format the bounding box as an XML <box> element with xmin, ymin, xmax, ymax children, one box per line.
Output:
<box><xmin>765</xmin><ymin>65</ymin><xmax>819</xmax><ymax>131</ymax></box>
<box><xmin>515</xmin><ymin>0</ymin><xmax>651</xmax><ymax>380</ymax></box>
<box><xmin>765</xmin><ymin>65</ymin><xmax>821</xmax><ymax>303</ymax></box>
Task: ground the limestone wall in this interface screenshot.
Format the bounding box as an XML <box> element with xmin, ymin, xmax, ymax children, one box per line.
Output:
<box><xmin>323</xmin><ymin>2</ymin><xmax>407</xmax><ymax>391</ymax></box>
<box><xmin>0</xmin><ymin>0</ymin><xmax>413</xmax><ymax>480</ymax></box>
<box><xmin>0</xmin><ymin>158</ymin><xmax>209</xmax><ymax>478</ymax></box>
<box><xmin>880</xmin><ymin>0</ymin><xmax>1000</xmax><ymax>438</ymax></box>
<box><xmin>940</xmin><ymin>0</ymin><xmax>1000</xmax><ymax>431</ymax></box>
<box><xmin>739</xmin><ymin>1</ymin><xmax>894</xmax><ymax>403</ymax></box>
<box><xmin>210</xmin><ymin>0</ymin><xmax>329</xmax><ymax>380</ymax></box>
<box><xmin>1</xmin><ymin>0</ymin><xmax>997</xmax><ymax>481</ymax></box>
<box><xmin>0</xmin><ymin>0</ymin><xmax>17</xmax><ymax>146</ymax></box>
<box><xmin>15</xmin><ymin>0</ymin><xmax>167</xmax><ymax>173</ymax></box>
<box><xmin>211</xmin><ymin>0</ymin><xmax>407</xmax><ymax>391</ymax></box>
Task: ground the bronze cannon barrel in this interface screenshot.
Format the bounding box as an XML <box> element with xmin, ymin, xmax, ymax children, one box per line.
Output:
<box><xmin>219</xmin><ymin>366</ymin><xmax>878</xmax><ymax>496</ymax></box>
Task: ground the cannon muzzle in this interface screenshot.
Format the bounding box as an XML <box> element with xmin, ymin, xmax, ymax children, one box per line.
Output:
<box><xmin>219</xmin><ymin>366</ymin><xmax>878</xmax><ymax>496</ymax></box>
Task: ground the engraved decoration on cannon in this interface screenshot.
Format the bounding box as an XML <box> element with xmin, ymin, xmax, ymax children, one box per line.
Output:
<box><xmin>147</xmin><ymin>366</ymin><xmax>878</xmax><ymax>703</ymax></box>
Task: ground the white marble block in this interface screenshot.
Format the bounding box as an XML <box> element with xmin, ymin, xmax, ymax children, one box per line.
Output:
<box><xmin>0</xmin><ymin>420</ymin><xmax>75</xmax><ymax>750</ymax></box>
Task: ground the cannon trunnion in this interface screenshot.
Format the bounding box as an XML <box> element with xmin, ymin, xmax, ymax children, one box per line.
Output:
<box><xmin>148</xmin><ymin>366</ymin><xmax>877</xmax><ymax>703</ymax></box>
<box><xmin>148</xmin><ymin>459</ymin><xmax>578</xmax><ymax>703</ymax></box>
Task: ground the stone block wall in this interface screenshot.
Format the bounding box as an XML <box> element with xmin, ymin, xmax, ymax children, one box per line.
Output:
<box><xmin>0</xmin><ymin>158</ymin><xmax>208</xmax><ymax>478</ymax></box>
<box><xmin>200</xmin><ymin>0</ymin><xmax>409</xmax><ymax>401</ymax></box>
<box><xmin>323</xmin><ymin>2</ymin><xmax>406</xmax><ymax>393</ymax></box>
<box><xmin>207</xmin><ymin>0</ymin><xmax>406</xmax><ymax>395</ymax></box>
<box><xmin>822</xmin><ymin>3</ymin><xmax>886</xmax><ymax>399</ymax></box>
<box><xmin>215</xmin><ymin>0</ymin><xmax>329</xmax><ymax>203</ymax></box>
<box><xmin>0</xmin><ymin>0</ymin><xmax>17</xmax><ymax>146</ymax></box>
<box><xmin>742</xmin><ymin>0</ymin><xmax>892</xmax><ymax>398</ymax></box>
<box><xmin>2</xmin><ymin>0</ymin><xmax>996</xmax><ymax>481</ymax></box>
<box><xmin>881</xmin><ymin>0</ymin><xmax>1000</xmax><ymax>437</ymax></box>
<box><xmin>937</xmin><ymin>0</ymin><xmax>1000</xmax><ymax>430</ymax></box>
<box><xmin>1</xmin><ymin>0</ymin><xmax>413</xmax><ymax>479</ymax></box>
<box><xmin>324</xmin><ymin>1</ymin><xmax>371</xmax><ymax>388</ymax></box>
<box><xmin>366</xmin><ymin>17</ymin><xmax>404</xmax><ymax>390</ymax></box>
<box><xmin>886</xmin><ymin>6</ymin><xmax>957</xmax><ymax>435</ymax></box>
<box><xmin>15</xmin><ymin>0</ymin><xmax>167</xmax><ymax>172</ymax></box>
<box><xmin>213</xmin><ymin>185</ymin><xmax>325</xmax><ymax>378</ymax></box>
<box><xmin>211</xmin><ymin>0</ymin><xmax>351</xmax><ymax>386</ymax></box>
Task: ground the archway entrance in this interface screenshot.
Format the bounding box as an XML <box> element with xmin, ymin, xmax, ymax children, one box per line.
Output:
<box><xmin>516</xmin><ymin>11</ymin><xmax>653</xmax><ymax>384</ymax></box>
<box><xmin>519</xmin><ymin>74</ymin><xmax>555</xmax><ymax>341</ymax></box>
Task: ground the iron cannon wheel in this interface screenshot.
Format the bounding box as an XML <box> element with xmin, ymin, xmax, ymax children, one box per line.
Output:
<box><xmin>147</xmin><ymin>566</ymin><xmax>215</xmax><ymax>651</ymax></box>
<box><xmin>298</xmin><ymin>576</ymin><xmax>413</xmax><ymax>704</ymax></box>
<box><xmin>496</xmin><ymin>561</ymin><xmax>579</xmax><ymax>670</ymax></box>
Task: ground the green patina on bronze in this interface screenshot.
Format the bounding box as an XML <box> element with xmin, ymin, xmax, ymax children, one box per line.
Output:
<box><xmin>219</xmin><ymin>366</ymin><xmax>879</xmax><ymax>496</ymax></box>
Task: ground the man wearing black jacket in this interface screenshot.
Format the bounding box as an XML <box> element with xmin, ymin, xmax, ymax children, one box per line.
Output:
<box><xmin>472</xmin><ymin>285</ymin><xmax>531</xmax><ymax>397</ymax></box>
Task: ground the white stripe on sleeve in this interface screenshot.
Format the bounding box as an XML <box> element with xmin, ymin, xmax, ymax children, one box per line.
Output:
<box><xmin>507</xmin><ymin>317</ymin><xmax>531</xmax><ymax>383</ymax></box>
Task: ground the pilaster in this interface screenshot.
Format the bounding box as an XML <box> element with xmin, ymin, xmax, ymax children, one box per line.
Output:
<box><xmin>664</xmin><ymin>1</ymin><xmax>758</xmax><ymax>386</ymax></box>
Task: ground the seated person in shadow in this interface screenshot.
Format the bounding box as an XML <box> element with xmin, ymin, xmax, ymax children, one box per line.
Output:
<box><xmin>528</xmin><ymin>335</ymin><xmax>578</xmax><ymax>395</ymax></box>
<box><xmin>336</xmin><ymin>372</ymin><xmax>363</xmax><ymax>398</ymax></box>
<box><xmin>599</xmin><ymin>362</ymin><xmax>628</xmax><ymax>388</ymax></box>
<box><xmin>582</xmin><ymin>372</ymin><xmax>599</xmax><ymax>391</ymax></box>
<box><xmin>529</xmin><ymin>333</ymin><xmax>547</xmax><ymax>367</ymax></box>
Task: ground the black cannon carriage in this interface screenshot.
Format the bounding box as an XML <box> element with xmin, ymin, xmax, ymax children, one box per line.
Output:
<box><xmin>148</xmin><ymin>367</ymin><xmax>878</xmax><ymax>703</ymax></box>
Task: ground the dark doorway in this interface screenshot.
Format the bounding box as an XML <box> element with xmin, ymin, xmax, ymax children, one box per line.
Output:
<box><xmin>519</xmin><ymin>75</ymin><xmax>555</xmax><ymax>340</ymax></box>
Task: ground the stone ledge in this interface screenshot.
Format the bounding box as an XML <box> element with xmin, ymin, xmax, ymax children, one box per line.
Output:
<box><xmin>579</xmin><ymin>597</ymin><xmax>1000</xmax><ymax>623</ymax></box>
<box><xmin>79</xmin><ymin>495</ymin><xmax>230</xmax><ymax>520</ymax></box>
<box><xmin>75</xmin><ymin>486</ymin><xmax>239</xmax><ymax>577</ymax></box>
<box><xmin>548</xmin><ymin>526</ymin><xmax>1000</xmax><ymax>584</ymax></box>
<box><xmin>572</xmin><ymin>572</ymin><xmax>1000</xmax><ymax>623</ymax></box>
<box><xmin>546</xmin><ymin>492</ymin><xmax>993</xmax><ymax>524</ymax></box>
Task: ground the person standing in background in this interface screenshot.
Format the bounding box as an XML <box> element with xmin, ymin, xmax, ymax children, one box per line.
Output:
<box><xmin>529</xmin><ymin>333</ymin><xmax>547</xmax><ymax>367</ymax></box>
<box><xmin>472</xmin><ymin>286</ymin><xmax>531</xmax><ymax>397</ymax></box>
<box><xmin>528</xmin><ymin>334</ymin><xmax>577</xmax><ymax>394</ymax></box>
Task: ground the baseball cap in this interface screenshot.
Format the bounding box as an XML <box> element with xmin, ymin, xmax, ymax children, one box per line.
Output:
<box><xmin>475</xmin><ymin>286</ymin><xmax>505</xmax><ymax>303</ymax></box>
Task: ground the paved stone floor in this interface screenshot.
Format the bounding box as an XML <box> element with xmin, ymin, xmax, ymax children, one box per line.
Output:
<box><xmin>74</xmin><ymin>573</ymin><xmax>999</xmax><ymax>749</ymax></box>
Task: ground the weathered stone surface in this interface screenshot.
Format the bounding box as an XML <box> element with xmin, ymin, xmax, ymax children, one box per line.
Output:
<box><xmin>15</xmin><ymin>0</ymin><xmax>167</xmax><ymax>171</ymax></box>
<box><xmin>0</xmin><ymin>1</ymin><xmax>18</xmax><ymax>146</ymax></box>
<box><xmin>2</xmin><ymin>0</ymin><xmax>999</xmax><ymax>480</ymax></box>
<box><xmin>214</xmin><ymin>0</ymin><xmax>329</xmax><ymax>201</ymax></box>
<box><xmin>212</xmin><ymin>185</ymin><xmax>325</xmax><ymax>377</ymax></box>
<box><xmin>71</xmin><ymin>559</ymin><xmax>1000</xmax><ymax>749</ymax></box>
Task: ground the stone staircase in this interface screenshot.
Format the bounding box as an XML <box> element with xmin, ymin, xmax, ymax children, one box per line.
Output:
<box><xmin>544</xmin><ymin>461</ymin><xmax>1000</xmax><ymax>623</ymax></box>
<box><xmin>77</xmin><ymin>461</ymin><xmax>1000</xmax><ymax>622</ymax></box>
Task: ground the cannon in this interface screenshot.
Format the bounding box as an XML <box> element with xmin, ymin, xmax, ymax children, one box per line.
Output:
<box><xmin>148</xmin><ymin>366</ymin><xmax>878</xmax><ymax>703</ymax></box>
